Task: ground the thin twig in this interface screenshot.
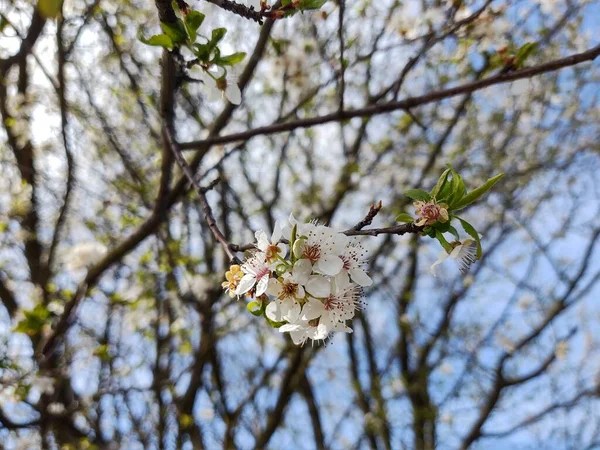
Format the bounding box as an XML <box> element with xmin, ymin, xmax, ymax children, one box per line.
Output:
<box><xmin>163</xmin><ymin>125</ymin><xmax>238</xmax><ymax>262</ymax></box>
<box><xmin>180</xmin><ymin>44</ymin><xmax>600</xmax><ymax>150</ymax></box>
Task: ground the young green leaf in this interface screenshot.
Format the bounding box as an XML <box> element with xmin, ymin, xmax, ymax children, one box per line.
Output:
<box><xmin>210</xmin><ymin>28</ymin><xmax>227</xmax><ymax>46</ymax></box>
<box><xmin>404</xmin><ymin>189</ymin><xmax>431</xmax><ymax>202</ymax></box>
<box><xmin>186</xmin><ymin>11</ymin><xmax>205</xmax><ymax>35</ymax></box>
<box><xmin>161</xmin><ymin>22</ymin><xmax>187</xmax><ymax>44</ymax></box>
<box><xmin>247</xmin><ymin>301</ymin><xmax>263</xmax><ymax>317</ymax></box>
<box><xmin>217</xmin><ymin>52</ymin><xmax>246</xmax><ymax>66</ymax></box>
<box><xmin>435</xmin><ymin>230</ymin><xmax>453</xmax><ymax>253</ymax></box>
<box><xmin>457</xmin><ymin>218</ymin><xmax>482</xmax><ymax>259</ymax></box>
<box><xmin>298</xmin><ymin>0</ymin><xmax>328</xmax><ymax>10</ymax></box>
<box><xmin>430</xmin><ymin>168</ymin><xmax>451</xmax><ymax>198</ymax></box>
<box><xmin>451</xmin><ymin>173</ymin><xmax>504</xmax><ymax>211</ymax></box>
<box><xmin>447</xmin><ymin>225</ymin><xmax>460</xmax><ymax>241</ymax></box>
<box><xmin>140</xmin><ymin>33</ymin><xmax>174</xmax><ymax>50</ymax></box>
<box><xmin>515</xmin><ymin>42</ymin><xmax>538</xmax><ymax>67</ymax></box>
<box><xmin>395</xmin><ymin>213</ymin><xmax>414</xmax><ymax>223</ymax></box>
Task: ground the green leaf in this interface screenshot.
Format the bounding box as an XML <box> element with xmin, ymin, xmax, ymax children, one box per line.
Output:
<box><xmin>446</xmin><ymin>168</ymin><xmax>466</xmax><ymax>206</ymax></box>
<box><xmin>186</xmin><ymin>11</ymin><xmax>205</xmax><ymax>33</ymax></box>
<box><xmin>217</xmin><ymin>52</ymin><xmax>246</xmax><ymax>66</ymax></box>
<box><xmin>404</xmin><ymin>189</ymin><xmax>431</xmax><ymax>202</ymax></box>
<box><xmin>247</xmin><ymin>301</ymin><xmax>263</xmax><ymax>316</ymax></box>
<box><xmin>140</xmin><ymin>33</ymin><xmax>174</xmax><ymax>50</ymax></box>
<box><xmin>38</xmin><ymin>0</ymin><xmax>63</xmax><ymax>18</ymax></box>
<box><xmin>435</xmin><ymin>230</ymin><xmax>453</xmax><ymax>253</ymax></box>
<box><xmin>457</xmin><ymin>218</ymin><xmax>482</xmax><ymax>259</ymax></box>
<box><xmin>395</xmin><ymin>213</ymin><xmax>414</xmax><ymax>223</ymax></box>
<box><xmin>447</xmin><ymin>225</ymin><xmax>460</xmax><ymax>241</ymax></box>
<box><xmin>452</xmin><ymin>173</ymin><xmax>504</xmax><ymax>211</ymax></box>
<box><xmin>14</xmin><ymin>305</ymin><xmax>51</xmax><ymax>336</ymax></box>
<box><xmin>210</xmin><ymin>28</ymin><xmax>227</xmax><ymax>46</ymax></box>
<box><xmin>430</xmin><ymin>168</ymin><xmax>451</xmax><ymax>199</ymax></box>
<box><xmin>298</xmin><ymin>0</ymin><xmax>327</xmax><ymax>9</ymax></box>
<box><xmin>161</xmin><ymin>21</ymin><xmax>187</xmax><ymax>44</ymax></box>
<box><xmin>432</xmin><ymin>220</ymin><xmax>450</xmax><ymax>233</ymax></box>
<box><xmin>515</xmin><ymin>42</ymin><xmax>538</xmax><ymax>67</ymax></box>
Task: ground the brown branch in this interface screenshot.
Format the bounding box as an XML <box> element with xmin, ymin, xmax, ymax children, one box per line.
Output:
<box><xmin>164</xmin><ymin>126</ymin><xmax>238</xmax><ymax>262</ymax></box>
<box><xmin>352</xmin><ymin>201</ymin><xmax>383</xmax><ymax>231</ymax></box>
<box><xmin>180</xmin><ymin>44</ymin><xmax>600</xmax><ymax>150</ymax></box>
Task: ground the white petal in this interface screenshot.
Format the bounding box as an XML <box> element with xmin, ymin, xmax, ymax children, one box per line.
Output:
<box><xmin>292</xmin><ymin>259</ymin><xmax>312</xmax><ymax>285</ymax></box>
<box><xmin>236</xmin><ymin>274</ymin><xmax>256</xmax><ymax>295</ymax></box>
<box><xmin>266</xmin><ymin>278</ymin><xmax>283</xmax><ymax>297</ymax></box>
<box><xmin>301</xmin><ymin>299</ymin><xmax>325</xmax><ymax>321</ymax></box>
<box><xmin>332</xmin><ymin>322</ymin><xmax>353</xmax><ymax>334</ymax></box>
<box><xmin>290</xmin><ymin>329</ymin><xmax>308</xmax><ymax>345</ymax></box>
<box><xmin>271</xmin><ymin>221</ymin><xmax>282</xmax><ymax>243</ymax></box>
<box><xmin>266</xmin><ymin>301</ymin><xmax>282</xmax><ymax>321</ymax></box>
<box><xmin>349</xmin><ymin>268</ymin><xmax>373</xmax><ymax>287</ymax></box>
<box><xmin>296</xmin><ymin>285</ymin><xmax>305</xmax><ymax>298</ymax></box>
<box><xmin>429</xmin><ymin>251</ymin><xmax>449</xmax><ymax>277</ymax></box>
<box><xmin>255</xmin><ymin>275</ymin><xmax>269</xmax><ymax>296</ymax></box>
<box><xmin>226</xmin><ymin>84</ymin><xmax>242</xmax><ymax>105</ymax></box>
<box><xmin>279</xmin><ymin>323</ymin><xmax>302</xmax><ymax>333</ymax></box>
<box><xmin>277</xmin><ymin>243</ymin><xmax>288</xmax><ymax>258</ymax></box>
<box><xmin>316</xmin><ymin>254</ymin><xmax>344</xmax><ymax>276</ymax></box>
<box><xmin>331</xmin><ymin>233</ymin><xmax>349</xmax><ymax>254</ymax></box>
<box><xmin>306</xmin><ymin>276</ymin><xmax>331</xmax><ymax>298</ymax></box>
<box><xmin>283</xmin><ymin>300</ymin><xmax>301</xmax><ymax>323</ymax></box>
<box><xmin>255</xmin><ymin>230</ymin><xmax>270</xmax><ymax>251</ymax></box>
<box><xmin>334</xmin><ymin>270</ymin><xmax>351</xmax><ymax>289</ymax></box>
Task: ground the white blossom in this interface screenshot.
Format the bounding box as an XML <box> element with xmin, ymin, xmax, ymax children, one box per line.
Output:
<box><xmin>64</xmin><ymin>242</ymin><xmax>108</xmax><ymax>271</ymax></box>
<box><xmin>236</xmin><ymin>252</ymin><xmax>272</xmax><ymax>296</ymax></box>
<box><xmin>430</xmin><ymin>239</ymin><xmax>477</xmax><ymax>276</ymax></box>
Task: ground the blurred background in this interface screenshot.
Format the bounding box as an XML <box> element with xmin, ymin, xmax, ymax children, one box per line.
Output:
<box><xmin>1</xmin><ymin>0</ymin><xmax>600</xmax><ymax>449</ymax></box>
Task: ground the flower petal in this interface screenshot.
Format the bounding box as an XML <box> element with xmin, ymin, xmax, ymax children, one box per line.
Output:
<box><xmin>292</xmin><ymin>259</ymin><xmax>312</xmax><ymax>285</ymax></box>
<box><xmin>334</xmin><ymin>270</ymin><xmax>351</xmax><ymax>290</ymax></box>
<box><xmin>266</xmin><ymin>301</ymin><xmax>282</xmax><ymax>321</ymax></box>
<box><xmin>266</xmin><ymin>278</ymin><xmax>283</xmax><ymax>297</ymax></box>
<box><xmin>301</xmin><ymin>298</ymin><xmax>325</xmax><ymax>321</ymax></box>
<box><xmin>429</xmin><ymin>251</ymin><xmax>449</xmax><ymax>277</ymax></box>
<box><xmin>235</xmin><ymin>274</ymin><xmax>256</xmax><ymax>295</ymax></box>
<box><xmin>316</xmin><ymin>254</ymin><xmax>343</xmax><ymax>276</ymax></box>
<box><xmin>306</xmin><ymin>275</ymin><xmax>331</xmax><ymax>298</ymax></box>
<box><xmin>255</xmin><ymin>275</ymin><xmax>269</xmax><ymax>296</ymax></box>
<box><xmin>226</xmin><ymin>84</ymin><xmax>242</xmax><ymax>105</ymax></box>
<box><xmin>271</xmin><ymin>221</ymin><xmax>282</xmax><ymax>244</ymax></box>
<box><xmin>349</xmin><ymin>268</ymin><xmax>373</xmax><ymax>287</ymax></box>
<box><xmin>283</xmin><ymin>300</ymin><xmax>301</xmax><ymax>323</ymax></box>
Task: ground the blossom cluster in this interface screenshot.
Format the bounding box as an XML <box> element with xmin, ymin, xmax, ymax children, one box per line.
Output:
<box><xmin>222</xmin><ymin>216</ymin><xmax>372</xmax><ymax>345</ymax></box>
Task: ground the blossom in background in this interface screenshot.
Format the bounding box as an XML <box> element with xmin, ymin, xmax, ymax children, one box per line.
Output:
<box><xmin>196</xmin><ymin>66</ymin><xmax>242</xmax><ymax>105</ymax></box>
<box><xmin>236</xmin><ymin>253</ymin><xmax>272</xmax><ymax>296</ymax></box>
<box><xmin>430</xmin><ymin>239</ymin><xmax>477</xmax><ymax>276</ymax></box>
<box><xmin>64</xmin><ymin>242</ymin><xmax>108</xmax><ymax>271</ymax></box>
<box><xmin>413</xmin><ymin>199</ymin><xmax>449</xmax><ymax>226</ymax></box>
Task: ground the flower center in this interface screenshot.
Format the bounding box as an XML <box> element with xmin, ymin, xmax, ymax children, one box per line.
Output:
<box><xmin>303</xmin><ymin>244</ymin><xmax>321</xmax><ymax>263</ymax></box>
<box><xmin>341</xmin><ymin>255</ymin><xmax>351</xmax><ymax>270</ymax></box>
<box><xmin>281</xmin><ymin>281</ymin><xmax>298</xmax><ymax>299</ymax></box>
<box><xmin>421</xmin><ymin>204</ymin><xmax>441</xmax><ymax>220</ymax></box>
<box><xmin>216</xmin><ymin>77</ymin><xmax>228</xmax><ymax>91</ymax></box>
<box><xmin>324</xmin><ymin>295</ymin><xmax>341</xmax><ymax>311</ymax></box>
<box><xmin>265</xmin><ymin>244</ymin><xmax>281</xmax><ymax>260</ymax></box>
